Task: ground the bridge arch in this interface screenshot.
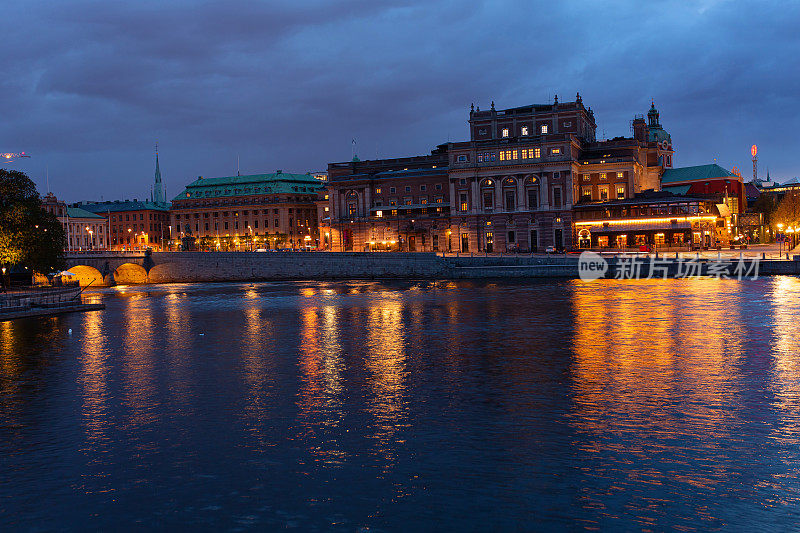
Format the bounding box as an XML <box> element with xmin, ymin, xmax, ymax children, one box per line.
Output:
<box><xmin>66</xmin><ymin>265</ymin><xmax>106</xmax><ymax>287</ymax></box>
<box><xmin>113</xmin><ymin>262</ymin><xmax>149</xmax><ymax>285</ymax></box>
<box><xmin>147</xmin><ymin>263</ymin><xmax>176</xmax><ymax>284</ymax></box>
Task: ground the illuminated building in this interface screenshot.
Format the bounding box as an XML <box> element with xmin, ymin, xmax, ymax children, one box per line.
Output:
<box><xmin>76</xmin><ymin>200</ymin><xmax>170</xmax><ymax>251</ymax></box>
<box><xmin>573</xmin><ymin>191</ymin><xmax>730</xmax><ymax>249</ymax></box>
<box><xmin>447</xmin><ymin>97</ymin><xmax>676</xmax><ymax>252</ymax></box>
<box><xmin>326</xmin><ymin>149</ymin><xmax>449</xmax><ymax>251</ymax></box>
<box><xmin>42</xmin><ymin>193</ymin><xmax>109</xmax><ymax>251</ymax></box>
<box><xmin>70</xmin><ymin>151</ymin><xmax>171</xmax><ymax>250</ymax></box>
<box><xmin>326</xmin><ymin>96</ymin><xmax>676</xmax><ymax>253</ymax></box>
<box><xmin>170</xmin><ymin>170</ymin><xmax>324</xmax><ymax>250</ymax></box>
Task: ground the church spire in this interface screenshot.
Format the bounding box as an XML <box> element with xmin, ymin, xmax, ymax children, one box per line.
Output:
<box><xmin>153</xmin><ymin>142</ymin><xmax>165</xmax><ymax>204</ymax></box>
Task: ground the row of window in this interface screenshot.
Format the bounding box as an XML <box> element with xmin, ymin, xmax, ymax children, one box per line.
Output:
<box><xmin>373</xmin><ymin>207</ymin><xmax>445</xmax><ymax>218</ymax></box>
<box><xmin>458</xmin><ymin>188</ymin><xmax>563</xmax><ymax>211</ymax></box>
<box><xmin>581</xmin><ymin>184</ymin><xmax>626</xmax><ymax>201</ymax></box>
<box><xmin>575</xmin><ymin>203</ymin><xmax>710</xmax><ymax>221</ymax></box>
<box><xmin>375</xmin><ymin>184</ymin><xmax>443</xmax><ymax>195</ymax></box>
<box><xmin>111</xmin><ymin>223</ymin><xmax>161</xmax><ymax>233</ymax></box>
<box><xmin>174</xmin><ymin>208</ymin><xmax>312</xmax><ymax>220</ymax></box>
<box><xmin>189</xmin><ymin>185</ymin><xmax>316</xmax><ymax>198</ymax></box>
<box><xmin>457</xmin><ymin>146</ymin><xmax>562</xmax><ymax>164</ymax></box>
<box><xmin>374</xmin><ymin>196</ymin><xmax>445</xmax><ymax>207</ymax></box>
<box><xmin>499</xmin><ymin>124</ymin><xmax>551</xmax><ymax>138</ymax></box>
<box><xmin>110</xmin><ymin>212</ymin><xmax>168</xmax><ymax>222</ymax></box>
<box><xmin>183</xmin><ymin>219</ymin><xmax>312</xmax><ymax>233</ymax></box>
<box><xmin>582</xmin><ymin>172</ymin><xmax>625</xmax><ymax>181</ymax></box>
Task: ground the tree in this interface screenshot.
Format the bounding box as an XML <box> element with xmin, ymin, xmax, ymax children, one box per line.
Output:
<box><xmin>0</xmin><ymin>169</ymin><xmax>66</xmax><ymax>279</ymax></box>
<box><xmin>752</xmin><ymin>193</ymin><xmax>778</xmax><ymax>227</ymax></box>
<box><xmin>774</xmin><ymin>190</ymin><xmax>800</xmax><ymax>228</ymax></box>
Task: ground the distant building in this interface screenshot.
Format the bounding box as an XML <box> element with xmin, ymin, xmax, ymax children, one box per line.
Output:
<box><xmin>69</xmin><ymin>151</ymin><xmax>171</xmax><ymax>250</ymax></box>
<box><xmin>169</xmin><ymin>171</ymin><xmax>325</xmax><ymax>250</ymax></box>
<box><xmin>76</xmin><ymin>199</ymin><xmax>171</xmax><ymax>251</ymax></box>
<box><xmin>42</xmin><ymin>193</ymin><xmax>109</xmax><ymax>251</ymax></box>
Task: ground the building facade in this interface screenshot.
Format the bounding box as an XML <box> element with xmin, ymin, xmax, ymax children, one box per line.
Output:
<box><xmin>447</xmin><ymin>97</ymin><xmax>673</xmax><ymax>252</ymax></box>
<box><xmin>170</xmin><ymin>171</ymin><xmax>324</xmax><ymax>250</ymax></box>
<box><xmin>326</xmin><ymin>149</ymin><xmax>450</xmax><ymax>252</ymax></box>
<box><xmin>76</xmin><ymin>200</ymin><xmax>171</xmax><ymax>251</ymax></box>
<box><xmin>325</xmin><ymin>95</ymin><xmax>676</xmax><ymax>252</ymax></box>
<box><xmin>42</xmin><ymin>193</ymin><xmax>110</xmax><ymax>251</ymax></box>
<box><xmin>573</xmin><ymin>191</ymin><xmax>729</xmax><ymax>250</ymax></box>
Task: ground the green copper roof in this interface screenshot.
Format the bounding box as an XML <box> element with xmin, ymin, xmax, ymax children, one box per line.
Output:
<box><xmin>66</xmin><ymin>206</ymin><xmax>105</xmax><ymax>219</ymax></box>
<box><xmin>661</xmin><ymin>164</ymin><xmax>736</xmax><ymax>185</ymax></box>
<box><xmin>173</xmin><ymin>171</ymin><xmax>324</xmax><ymax>201</ymax></box>
<box><xmin>76</xmin><ymin>200</ymin><xmax>171</xmax><ymax>213</ymax></box>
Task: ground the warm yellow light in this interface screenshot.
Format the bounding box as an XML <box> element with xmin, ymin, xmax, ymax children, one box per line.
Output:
<box><xmin>573</xmin><ymin>215</ymin><xmax>718</xmax><ymax>226</ymax></box>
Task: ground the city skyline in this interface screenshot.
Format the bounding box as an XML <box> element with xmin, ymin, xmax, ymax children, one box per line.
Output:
<box><xmin>2</xmin><ymin>0</ymin><xmax>799</xmax><ymax>203</ymax></box>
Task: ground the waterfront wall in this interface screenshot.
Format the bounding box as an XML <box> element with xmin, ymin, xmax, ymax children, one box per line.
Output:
<box><xmin>63</xmin><ymin>251</ymin><xmax>800</xmax><ymax>286</ymax></box>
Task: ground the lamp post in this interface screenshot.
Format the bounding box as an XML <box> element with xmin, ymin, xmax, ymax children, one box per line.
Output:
<box><xmin>777</xmin><ymin>223</ymin><xmax>784</xmax><ymax>256</ymax></box>
<box><xmin>248</xmin><ymin>225</ymin><xmax>253</xmax><ymax>251</ymax></box>
<box><xmin>85</xmin><ymin>226</ymin><xmax>94</xmax><ymax>251</ymax></box>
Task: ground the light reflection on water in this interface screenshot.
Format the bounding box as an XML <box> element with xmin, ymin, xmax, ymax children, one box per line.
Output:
<box><xmin>2</xmin><ymin>278</ymin><xmax>800</xmax><ymax>530</ymax></box>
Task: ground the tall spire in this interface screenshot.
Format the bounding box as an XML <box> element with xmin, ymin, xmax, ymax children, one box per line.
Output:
<box><xmin>153</xmin><ymin>142</ymin><xmax>165</xmax><ymax>204</ymax></box>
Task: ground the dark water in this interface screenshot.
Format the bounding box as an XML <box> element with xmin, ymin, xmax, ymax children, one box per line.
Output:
<box><xmin>2</xmin><ymin>278</ymin><xmax>800</xmax><ymax>531</ymax></box>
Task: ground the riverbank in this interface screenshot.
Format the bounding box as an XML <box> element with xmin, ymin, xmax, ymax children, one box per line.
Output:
<box><xmin>0</xmin><ymin>286</ymin><xmax>105</xmax><ymax>321</ymax></box>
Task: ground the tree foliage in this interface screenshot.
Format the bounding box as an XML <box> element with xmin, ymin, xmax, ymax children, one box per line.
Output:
<box><xmin>752</xmin><ymin>193</ymin><xmax>778</xmax><ymax>226</ymax></box>
<box><xmin>0</xmin><ymin>169</ymin><xmax>66</xmax><ymax>273</ymax></box>
<box><xmin>774</xmin><ymin>190</ymin><xmax>800</xmax><ymax>228</ymax></box>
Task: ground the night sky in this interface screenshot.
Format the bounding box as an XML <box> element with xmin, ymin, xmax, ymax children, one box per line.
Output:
<box><xmin>2</xmin><ymin>0</ymin><xmax>798</xmax><ymax>203</ymax></box>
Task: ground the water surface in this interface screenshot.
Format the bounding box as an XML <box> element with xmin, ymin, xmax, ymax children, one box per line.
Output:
<box><xmin>2</xmin><ymin>278</ymin><xmax>800</xmax><ymax>530</ymax></box>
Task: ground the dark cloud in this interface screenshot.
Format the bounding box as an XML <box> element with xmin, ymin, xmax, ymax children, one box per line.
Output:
<box><xmin>1</xmin><ymin>0</ymin><xmax>798</xmax><ymax>201</ymax></box>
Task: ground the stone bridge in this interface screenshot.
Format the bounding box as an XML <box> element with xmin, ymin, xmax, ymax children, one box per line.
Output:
<box><xmin>63</xmin><ymin>251</ymin><xmax>454</xmax><ymax>286</ymax></box>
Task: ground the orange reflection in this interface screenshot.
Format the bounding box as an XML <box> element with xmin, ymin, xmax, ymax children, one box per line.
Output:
<box><xmin>365</xmin><ymin>295</ymin><xmax>409</xmax><ymax>464</ymax></box>
<box><xmin>569</xmin><ymin>278</ymin><xmax>746</xmax><ymax>504</ymax></box>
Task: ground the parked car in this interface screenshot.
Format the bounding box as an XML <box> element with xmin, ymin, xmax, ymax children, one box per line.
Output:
<box><xmin>545</xmin><ymin>245</ymin><xmax>556</xmax><ymax>254</ymax></box>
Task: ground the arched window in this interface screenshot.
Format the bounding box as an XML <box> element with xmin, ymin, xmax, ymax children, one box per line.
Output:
<box><xmin>480</xmin><ymin>179</ymin><xmax>495</xmax><ymax>210</ymax></box>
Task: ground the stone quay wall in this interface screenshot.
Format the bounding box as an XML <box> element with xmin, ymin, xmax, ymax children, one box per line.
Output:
<box><xmin>64</xmin><ymin>251</ymin><xmax>800</xmax><ymax>286</ymax></box>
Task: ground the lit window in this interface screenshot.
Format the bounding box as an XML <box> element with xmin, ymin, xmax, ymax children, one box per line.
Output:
<box><xmin>600</xmin><ymin>173</ymin><xmax>607</xmax><ymax>180</ymax></box>
<box><xmin>541</xmin><ymin>124</ymin><xmax>548</xmax><ymax>134</ymax></box>
<box><xmin>501</xmin><ymin>128</ymin><xmax>509</xmax><ymax>138</ymax></box>
<box><xmin>616</xmin><ymin>185</ymin><xmax>625</xmax><ymax>199</ymax></box>
<box><xmin>583</xmin><ymin>174</ymin><xmax>590</xmax><ymax>181</ymax></box>
<box><xmin>376</xmin><ymin>210</ymin><xmax>383</xmax><ymax>217</ymax></box>
<box><xmin>534</xmin><ymin>148</ymin><xmax>541</xmax><ymax>158</ymax></box>
<box><xmin>581</xmin><ymin>186</ymin><xmax>592</xmax><ymax>200</ymax></box>
<box><xmin>551</xmin><ymin>148</ymin><xmax>561</xmax><ymax>155</ymax></box>
<box><xmin>512</xmin><ymin>150</ymin><xmax>518</xmax><ymax>160</ymax></box>
<box><xmin>616</xmin><ymin>172</ymin><xmax>624</xmax><ymax>179</ymax></box>
<box><xmin>376</xmin><ymin>188</ymin><xmax>382</xmax><ymax>194</ymax></box>
<box><xmin>599</xmin><ymin>186</ymin><xmax>609</xmax><ymax>201</ymax></box>
<box><xmin>521</xmin><ymin>126</ymin><xmax>529</xmax><ymax>136</ymax></box>
<box><xmin>460</xmin><ymin>193</ymin><xmax>468</xmax><ymax>212</ymax></box>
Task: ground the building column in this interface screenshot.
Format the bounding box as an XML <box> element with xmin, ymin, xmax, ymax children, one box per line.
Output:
<box><xmin>539</xmin><ymin>173</ymin><xmax>550</xmax><ymax>209</ymax></box>
<box><xmin>516</xmin><ymin>176</ymin><xmax>525</xmax><ymax>212</ymax></box>
<box><xmin>449</xmin><ymin>180</ymin><xmax>457</xmax><ymax>215</ymax></box>
<box><xmin>494</xmin><ymin>178</ymin><xmax>503</xmax><ymax>212</ymax></box>
<box><xmin>470</xmin><ymin>177</ymin><xmax>480</xmax><ymax>214</ymax></box>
